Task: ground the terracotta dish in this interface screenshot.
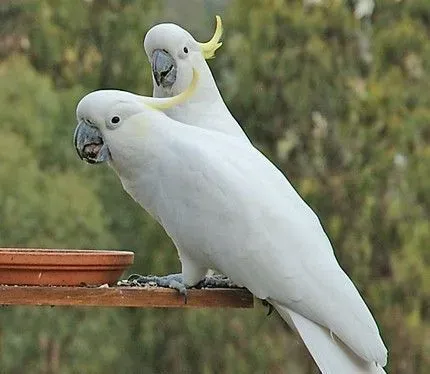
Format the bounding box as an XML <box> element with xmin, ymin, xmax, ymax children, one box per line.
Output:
<box><xmin>0</xmin><ymin>248</ymin><xmax>134</xmax><ymax>286</ymax></box>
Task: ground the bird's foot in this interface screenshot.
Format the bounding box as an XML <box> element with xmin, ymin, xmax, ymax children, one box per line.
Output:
<box><xmin>119</xmin><ymin>273</ymin><xmax>241</xmax><ymax>303</ymax></box>
<box><xmin>196</xmin><ymin>274</ymin><xmax>238</xmax><ymax>289</ymax></box>
<box><xmin>122</xmin><ymin>273</ymin><xmax>187</xmax><ymax>298</ymax></box>
<box><xmin>261</xmin><ymin>299</ymin><xmax>274</xmax><ymax>316</ymax></box>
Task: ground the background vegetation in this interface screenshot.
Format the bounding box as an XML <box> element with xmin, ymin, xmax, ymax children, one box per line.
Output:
<box><xmin>0</xmin><ymin>0</ymin><xmax>429</xmax><ymax>373</ymax></box>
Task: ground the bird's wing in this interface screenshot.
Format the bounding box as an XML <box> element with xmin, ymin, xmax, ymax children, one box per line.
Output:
<box><xmin>158</xmin><ymin>128</ymin><xmax>387</xmax><ymax>366</ymax></box>
<box><xmin>120</xmin><ymin>118</ymin><xmax>387</xmax><ymax>367</ymax></box>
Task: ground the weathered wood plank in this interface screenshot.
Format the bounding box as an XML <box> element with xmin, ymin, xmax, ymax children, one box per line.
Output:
<box><xmin>0</xmin><ymin>285</ymin><xmax>254</xmax><ymax>308</ymax></box>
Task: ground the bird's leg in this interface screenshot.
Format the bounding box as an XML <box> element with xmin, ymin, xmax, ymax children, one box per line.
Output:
<box><xmin>120</xmin><ymin>259</ymin><xmax>239</xmax><ymax>302</ymax></box>
<box><xmin>123</xmin><ymin>273</ymin><xmax>239</xmax><ymax>291</ymax></box>
<box><xmin>122</xmin><ymin>257</ymin><xmax>208</xmax><ymax>303</ymax></box>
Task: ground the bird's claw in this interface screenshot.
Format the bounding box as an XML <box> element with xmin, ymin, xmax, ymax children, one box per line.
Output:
<box><xmin>261</xmin><ymin>299</ymin><xmax>274</xmax><ymax>316</ymax></box>
<box><xmin>119</xmin><ymin>273</ymin><xmax>239</xmax><ymax>304</ymax></box>
<box><xmin>121</xmin><ymin>273</ymin><xmax>188</xmax><ymax>303</ymax></box>
<box><xmin>196</xmin><ymin>274</ymin><xmax>237</xmax><ymax>289</ymax></box>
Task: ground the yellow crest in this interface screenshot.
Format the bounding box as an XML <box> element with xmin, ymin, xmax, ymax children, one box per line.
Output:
<box><xmin>199</xmin><ymin>15</ymin><xmax>223</xmax><ymax>59</ymax></box>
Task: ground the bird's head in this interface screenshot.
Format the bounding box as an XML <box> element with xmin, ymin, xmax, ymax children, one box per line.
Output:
<box><xmin>143</xmin><ymin>16</ymin><xmax>223</xmax><ymax>95</ymax></box>
<box><xmin>74</xmin><ymin>69</ymin><xmax>199</xmax><ymax>164</ymax></box>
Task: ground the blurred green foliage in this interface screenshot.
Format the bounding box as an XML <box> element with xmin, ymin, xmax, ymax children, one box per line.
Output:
<box><xmin>0</xmin><ymin>0</ymin><xmax>429</xmax><ymax>373</ymax></box>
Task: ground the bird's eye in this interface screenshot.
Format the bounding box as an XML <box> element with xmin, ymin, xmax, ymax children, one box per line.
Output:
<box><xmin>111</xmin><ymin>116</ymin><xmax>120</xmax><ymax>124</ymax></box>
<box><xmin>183</xmin><ymin>47</ymin><xmax>188</xmax><ymax>54</ymax></box>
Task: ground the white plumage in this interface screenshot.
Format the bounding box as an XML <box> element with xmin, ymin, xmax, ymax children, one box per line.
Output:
<box><xmin>76</xmin><ymin>19</ymin><xmax>388</xmax><ymax>367</ymax></box>
<box><xmin>87</xmin><ymin>103</ymin><xmax>388</xmax><ymax>373</ymax></box>
<box><xmin>144</xmin><ymin>18</ymin><xmax>249</xmax><ymax>140</ymax></box>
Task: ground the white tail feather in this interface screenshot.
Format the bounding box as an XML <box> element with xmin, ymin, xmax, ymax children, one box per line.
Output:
<box><xmin>274</xmin><ymin>303</ymin><xmax>386</xmax><ymax>374</ymax></box>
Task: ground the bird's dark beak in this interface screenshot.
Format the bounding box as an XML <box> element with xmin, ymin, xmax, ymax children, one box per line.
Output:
<box><xmin>73</xmin><ymin>121</ymin><xmax>110</xmax><ymax>164</ymax></box>
<box><xmin>151</xmin><ymin>49</ymin><xmax>177</xmax><ymax>87</ymax></box>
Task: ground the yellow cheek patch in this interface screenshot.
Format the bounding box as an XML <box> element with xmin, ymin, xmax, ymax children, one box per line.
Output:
<box><xmin>142</xmin><ymin>68</ymin><xmax>199</xmax><ymax>110</ymax></box>
<box><xmin>199</xmin><ymin>15</ymin><xmax>223</xmax><ymax>59</ymax></box>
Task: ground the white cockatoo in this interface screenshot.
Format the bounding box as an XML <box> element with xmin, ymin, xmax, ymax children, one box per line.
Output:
<box><xmin>143</xmin><ymin>16</ymin><xmax>249</xmax><ymax>140</ymax></box>
<box><xmin>73</xmin><ymin>71</ymin><xmax>388</xmax><ymax>374</ymax></box>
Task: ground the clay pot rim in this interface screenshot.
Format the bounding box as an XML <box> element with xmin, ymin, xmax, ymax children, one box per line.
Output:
<box><xmin>0</xmin><ymin>248</ymin><xmax>133</xmax><ymax>255</ymax></box>
<box><xmin>0</xmin><ymin>248</ymin><xmax>134</xmax><ymax>266</ymax></box>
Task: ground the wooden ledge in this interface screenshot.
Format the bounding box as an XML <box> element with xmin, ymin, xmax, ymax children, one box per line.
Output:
<box><xmin>0</xmin><ymin>285</ymin><xmax>254</xmax><ymax>309</ymax></box>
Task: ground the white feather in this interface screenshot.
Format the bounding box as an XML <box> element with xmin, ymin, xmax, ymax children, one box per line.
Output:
<box><xmin>102</xmin><ymin>110</ymin><xmax>387</xmax><ymax>373</ymax></box>
<box><xmin>276</xmin><ymin>304</ymin><xmax>386</xmax><ymax>374</ymax></box>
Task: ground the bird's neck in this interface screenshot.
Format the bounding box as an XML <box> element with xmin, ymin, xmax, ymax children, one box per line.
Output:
<box><xmin>154</xmin><ymin>64</ymin><xmax>247</xmax><ymax>139</ymax></box>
